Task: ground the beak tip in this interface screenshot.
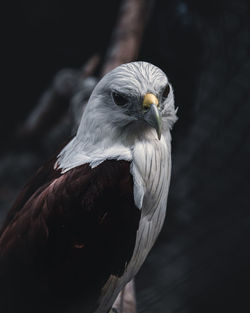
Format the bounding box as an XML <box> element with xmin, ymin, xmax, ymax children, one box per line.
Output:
<box><xmin>143</xmin><ymin>102</ymin><xmax>162</xmax><ymax>140</ymax></box>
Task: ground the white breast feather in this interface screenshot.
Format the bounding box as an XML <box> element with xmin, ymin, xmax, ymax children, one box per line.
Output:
<box><xmin>95</xmin><ymin>133</ymin><xmax>171</xmax><ymax>313</ymax></box>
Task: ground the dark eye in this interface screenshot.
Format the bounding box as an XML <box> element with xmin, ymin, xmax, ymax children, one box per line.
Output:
<box><xmin>162</xmin><ymin>84</ymin><xmax>170</xmax><ymax>99</ymax></box>
<box><xmin>112</xmin><ymin>92</ymin><xmax>128</xmax><ymax>106</ymax></box>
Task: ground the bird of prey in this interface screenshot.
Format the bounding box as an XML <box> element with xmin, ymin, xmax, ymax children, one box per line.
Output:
<box><xmin>0</xmin><ymin>61</ymin><xmax>177</xmax><ymax>313</ymax></box>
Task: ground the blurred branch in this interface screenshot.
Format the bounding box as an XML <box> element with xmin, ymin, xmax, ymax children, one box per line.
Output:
<box><xmin>80</xmin><ymin>54</ymin><xmax>101</xmax><ymax>79</ymax></box>
<box><xmin>18</xmin><ymin>54</ymin><xmax>100</xmax><ymax>142</ymax></box>
<box><xmin>101</xmin><ymin>0</ymin><xmax>153</xmax><ymax>76</ymax></box>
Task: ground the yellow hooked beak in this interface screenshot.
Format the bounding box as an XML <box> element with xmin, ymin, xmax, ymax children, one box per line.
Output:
<box><xmin>142</xmin><ymin>93</ymin><xmax>162</xmax><ymax>140</ymax></box>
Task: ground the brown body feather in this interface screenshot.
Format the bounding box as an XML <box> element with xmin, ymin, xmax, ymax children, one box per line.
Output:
<box><xmin>0</xmin><ymin>159</ymin><xmax>140</xmax><ymax>313</ymax></box>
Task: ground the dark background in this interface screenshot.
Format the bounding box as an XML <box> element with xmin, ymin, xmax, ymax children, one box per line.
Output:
<box><xmin>2</xmin><ymin>0</ymin><xmax>250</xmax><ymax>312</ymax></box>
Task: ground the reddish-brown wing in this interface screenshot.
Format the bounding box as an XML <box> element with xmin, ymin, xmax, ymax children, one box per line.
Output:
<box><xmin>0</xmin><ymin>160</ymin><xmax>140</xmax><ymax>313</ymax></box>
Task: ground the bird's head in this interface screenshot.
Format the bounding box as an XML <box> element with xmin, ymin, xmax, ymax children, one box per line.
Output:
<box><xmin>77</xmin><ymin>61</ymin><xmax>177</xmax><ymax>146</ymax></box>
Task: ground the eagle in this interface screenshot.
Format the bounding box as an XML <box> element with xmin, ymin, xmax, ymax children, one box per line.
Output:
<box><xmin>0</xmin><ymin>61</ymin><xmax>177</xmax><ymax>313</ymax></box>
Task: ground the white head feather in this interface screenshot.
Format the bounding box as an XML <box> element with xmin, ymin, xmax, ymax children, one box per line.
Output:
<box><xmin>57</xmin><ymin>61</ymin><xmax>177</xmax><ymax>172</ymax></box>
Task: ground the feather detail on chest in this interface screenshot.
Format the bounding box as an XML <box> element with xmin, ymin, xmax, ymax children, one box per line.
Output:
<box><xmin>131</xmin><ymin>134</ymin><xmax>171</xmax><ymax>253</ymax></box>
<box><xmin>96</xmin><ymin>133</ymin><xmax>172</xmax><ymax>313</ymax></box>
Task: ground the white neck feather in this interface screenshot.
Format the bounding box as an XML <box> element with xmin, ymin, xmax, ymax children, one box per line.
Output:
<box><xmin>56</xmin><ymin>121</ymin><xmax>170</xmax><ymax>176</ymax></box>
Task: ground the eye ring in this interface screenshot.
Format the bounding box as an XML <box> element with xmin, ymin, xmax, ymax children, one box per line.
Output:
<box><xmin>112</xmin><ymin>91</ymin><xmax>128</xmax><ymax>106</ymax></box>
<box><xmin>162</xmin><ymin>84</ymin><xmax>170</xmax><ymax>100</ymax></box>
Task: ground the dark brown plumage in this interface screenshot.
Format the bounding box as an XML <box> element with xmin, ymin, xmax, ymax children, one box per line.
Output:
<box><xmin>0</xmin><ymin>158</ymin><xmax>140</xmax><ymax>313</ymax></box>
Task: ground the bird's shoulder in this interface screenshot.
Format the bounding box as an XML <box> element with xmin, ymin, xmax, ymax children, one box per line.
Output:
<box><xmin>0</xmin><ymin>157</ymin><xmax>137</xmax><ymax>244</ymax></box>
